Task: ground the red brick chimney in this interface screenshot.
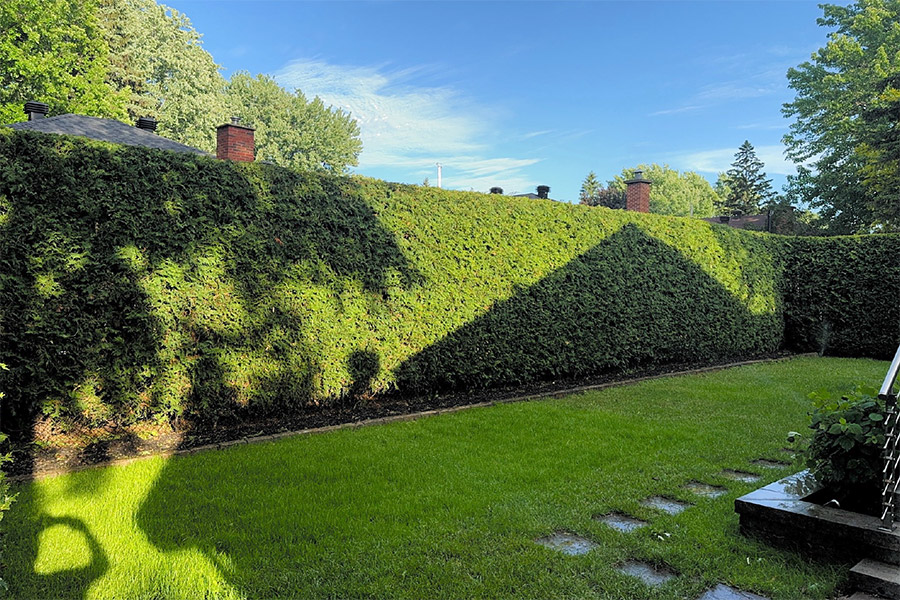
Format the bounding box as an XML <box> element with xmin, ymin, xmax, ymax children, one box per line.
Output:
<box><xmin>216</xmin><ymin>117</ymin><xmax>255</xmax><ymax>162</ymax></box>
<box><xmin>625</xmin><ymin>169</ymin><xmax>652</xmax><ymax>213</ymax></box>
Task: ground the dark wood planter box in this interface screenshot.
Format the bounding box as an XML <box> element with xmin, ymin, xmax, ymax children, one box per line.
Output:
<box><xmin>735</xmin><ymin>470</ymin><xmax>900</xmax><ymax>565</ymax></box>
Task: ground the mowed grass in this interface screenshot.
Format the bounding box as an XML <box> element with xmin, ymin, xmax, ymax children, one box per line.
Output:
<box><xmin>2</xmin><ymin>357</ymin><xmax>887</xmax><ymax>599</ymax></box>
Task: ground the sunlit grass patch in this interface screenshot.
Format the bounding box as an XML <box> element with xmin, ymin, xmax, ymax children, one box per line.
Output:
<box><xmin>2</xmin><ymin>356</ymin><xmax>883</xmax><ymax>599</ymax></box>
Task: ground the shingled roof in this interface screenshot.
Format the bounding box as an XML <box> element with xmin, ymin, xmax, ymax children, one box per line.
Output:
<box><xmin>6</xmin><ymin>114</ymin><xmax>209</xmax><ymax>155</ymax></box>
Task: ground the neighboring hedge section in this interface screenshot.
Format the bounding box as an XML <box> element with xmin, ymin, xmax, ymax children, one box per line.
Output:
<box><xmin>782</xmin><ymin>235</ymin><xmax>900</xmax><ymax>358</ymax></box>
<box><xmin>0</xmin><ymin>129</ymin><xmax>894</xmax><ymax>432</ymax></box>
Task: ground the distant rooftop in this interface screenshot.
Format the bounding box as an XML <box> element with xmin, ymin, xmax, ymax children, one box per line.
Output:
<box><xmin>703</xmin><ymin>214</ymin><xmax>770</xmax><ymax>231</ymax></box>
<box><xmin>6</xmin><ymin>114</ymin><xmax>208</xmax><ymax>156</ymax></box>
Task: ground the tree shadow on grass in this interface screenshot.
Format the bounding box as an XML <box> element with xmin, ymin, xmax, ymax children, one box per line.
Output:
<box><xmin>0</xmin><ymin>131</ymin><xmax>418</xmax><ymax>598</ymax></box>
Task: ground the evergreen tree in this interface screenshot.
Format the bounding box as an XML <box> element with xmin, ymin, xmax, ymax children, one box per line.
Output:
<box><xmin>723</xmin><ymin>141</ymin><xmax>774</xmax><ymax>216</ymax></box>
<box><xmin>579</xmin><ymin>171</ymin><xmax>602</xmax><ymax>204</ymax></box>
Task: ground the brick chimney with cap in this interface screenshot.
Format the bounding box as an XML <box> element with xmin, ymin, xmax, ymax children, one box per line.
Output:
<box><xmin>216</xmin><ymin>117</ymin><xmax>255</xmax><ymax>162</ymax></box>
<box><xmin>625</xmin><ymin>169</ymin><xmax>652</xmax><ymax>213</ymax></box>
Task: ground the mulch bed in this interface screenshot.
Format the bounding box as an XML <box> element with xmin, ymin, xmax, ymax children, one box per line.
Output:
<box><xmin>7</xmin><ymin>351</ymin><xmax>802</xmax><ymax>481</ymax></box>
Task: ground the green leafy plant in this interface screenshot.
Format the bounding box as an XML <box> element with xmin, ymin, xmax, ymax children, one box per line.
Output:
<box><xmin>802</xmin><ymin>384</ymin><xmax>886</xmax><ymax>514</ymax></box>
<box><xmin>0</xmin><ymin>363</ymin><xmax>16</xmax><ymax>593</ymax></box>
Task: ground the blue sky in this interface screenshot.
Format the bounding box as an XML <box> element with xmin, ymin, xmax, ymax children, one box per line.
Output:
<box><xmin>167</xmin><ymin>0</ymin><xmax>835</xmax><ymax>203</ymax></box>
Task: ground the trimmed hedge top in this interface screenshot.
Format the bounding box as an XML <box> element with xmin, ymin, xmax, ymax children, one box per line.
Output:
<box><xmin>0</xmin><ymin>129</ymin><xmax>897</xmax><ymax>430</ymax></box>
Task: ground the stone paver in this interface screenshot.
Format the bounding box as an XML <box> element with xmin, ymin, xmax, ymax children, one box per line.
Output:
<box><xmin>684</xmin><ymin>481</ymin><xmax>727</xmax><ymax>498</ymax></box>
<box><xmin>751</xmin><ymin>458</ymin><xmax>790</xmax><ymax>469</ymax></box>
<box><xmin>617</xmin><ymin>560</ymin><xmax>676</xmax><ymax>586</ymax></box>
<box><xmin>535</xmin><ymin>532</ymin><xmax>597</xmax><ymax>555</ymax></box>
<box><xmin>594</xmin><ymin>512</ymin><xmax>648</xmax><ymax>532</ymax></box>
<box><xmin>640</xmin><ymin>496</ymin><xmax>692</xmax><ymax>515</ymax></box>
<box><xmin>720</xmin><ymin>469</ymin><xmax>761</xmax><ymax>483</ymax></box>
<box><xmin>696</xmin><ymin>584</ymin><xmax>770</xmax><ymax>600</ymax></box>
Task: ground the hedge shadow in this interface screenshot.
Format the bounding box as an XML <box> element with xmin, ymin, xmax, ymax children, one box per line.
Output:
<box><xmin>0</xmin><ymin>130</ymin><xmax>419</xmax><ymax>461</ymax></box>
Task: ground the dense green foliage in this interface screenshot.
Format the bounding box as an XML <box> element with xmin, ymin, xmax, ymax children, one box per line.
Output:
<box><xmin>0</xmin><ymin>129</ymin><xmax>788</xmax><ymax>430</ymax></box>
<box><xmin>0</xmin><ymin>0</ymin><xmax>129</xmax><ymax>123</ymax></box>
<box><xmin>721</xmin><ymin>141</ymin><xmax>775</xmax><ymax>217</ymax></box>
<box><xmin>801</xmin><ymin>385</ymin><xmax>886</xmax><ymax>513</ymax></box>
<box><xmin>98</xmin><ymin>0</ymin><xmax>230</xmax><ymax>153</ymax></box>
<box><xmin>783</xmin><ymin>0</ymin><xmax>900</xmax><ymax>233</ymax></box>
<box><xmin>2</xmin><ymin>358</ymin><xmax>874</xmax><ymax>599</ymax></box>
<box><xmin>578</xmin><ymin>171</ymin><xmax>602</xmax><ymax>203</ymax></box>
<box><xmin>223</xmin><ymin>72</ymin><xmax>362</xmax><ymax>172</ymax></box>
<box><xmin>781</xmin><ymin>234</ymin><xmax>900</xmax><ymax>357</ymax></box>
<box><xmin>608</xmin><ymin>164</ymin><xmax>719</xmax><ymax>217</ymax></box>
<box><xmin>1</xmin><ymin>0</ymin><xmax>361</xmax><ymax>172</ymax></box>
<box><xmin>0</xmin><ymin>130</ymin><xmax>898</xmax><ymax>430</ymax></box>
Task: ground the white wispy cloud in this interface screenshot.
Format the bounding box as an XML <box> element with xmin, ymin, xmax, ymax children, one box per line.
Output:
<box><xmin>274</xmin><ymin>59</ymin><xmax>540</xmax><ymax>192</ymax></box>
<box><xmin>674</xmin><ymin>145</ymin><xmax>798</xmax><ymax>176</ymax></box>
<box><xmin>650</xmin><ymin>47</ymin><xmax>803</xmax><ymax>118</ymax></box>
<box><xmin>649</xmin><ymin>105</ymin><xmax>704</xmax><ymax>117</ymax></box>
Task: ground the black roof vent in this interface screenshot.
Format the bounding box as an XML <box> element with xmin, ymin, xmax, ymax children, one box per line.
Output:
<box><xmin>136</xmin><ymin>117</ymin><xmax>158</xmax><ymax>132</ymax></box>
<box><xmin>536</xmin><ymin>185</ymin><xmax>550</xmax><ymax>199</ymax></box>
<box><xmin>24</xmin><ymin>101</ymin><xmax>49</xmax><ymax>121</ymax></box>
<box><xmin>490</xmin><ymin>187</ymin><xmax>503</xmax><ymax>194</ymax></box>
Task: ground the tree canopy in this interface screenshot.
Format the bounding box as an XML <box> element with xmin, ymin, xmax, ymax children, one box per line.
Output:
<box><xmin>0</xmin><ymin>0</ymin><xmax>128</xmax><ymax>123</ymax></box>
<box><xmin>579</xmin><ymin>171</ymin><xmax>602</xmax><ymax>203</ymax></box>
<box><xmin>224</xmin><ymin>73</ymin><xmax>361</xmax><ymax>173</ymax></box>
<box><xmin>99</xmin><ymin>0</ymin><xmax>229</xmax><ymax>153</ymax></box>
<box><xmin>607</xmin><ymin>164</ymin><xmax>719</xmax><ymax>217</ymax></box>
<box><xmin>721</xmin><ymin>141</ymin><xmax>775</xmax><ymax>216</ymax></box>
<box><xmin>783</xmin><ymin>0</ymin><xmax>900</xmax><ymax>233</ymax></box>
<box><xmin>1</xmin><ymin>0</ymin><xmax>362</xmax><ymax>172</ymax></box>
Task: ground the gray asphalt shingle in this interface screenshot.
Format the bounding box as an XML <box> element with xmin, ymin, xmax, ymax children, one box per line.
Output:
<box><xmin>6</xmin><ymin>114</ymin><xmax>209</xmax><ymax>155</ymax></box>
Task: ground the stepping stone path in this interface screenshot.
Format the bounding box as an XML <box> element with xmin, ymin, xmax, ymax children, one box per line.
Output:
<box><xmin>696</xmin><ymin>583</ymin><xmax>770</xmax><ymax>600</ymax></box>
<box><xmin>537</xmin><ymin>459</ymin><xmax>784</xmax><ymax>596</ymax></box>
<box><xmin>594</xmin><ymin>512</ymin><xmax>648</xmax><ymax>532</ymax></box>
<box><xmin>720</xmin><ymin>469</ymin><xmax>761</xmax><ymax>483</ymax></box>
<box><xmin>534</xmin><ymin>531</ymin><xmax>597</xmax><ymax>555</ymax></box>
<box><xmin>640</xmin><ymin>496</ymin><xmax>692</xmax><ymax>515</ymax></box>
<box><xmin>751</xmin><ymin>458</ymin><xmax>790</xmax><ymax>469</ymax></box>
<box><xmin>684</xmin><ymin>481</ymin><xmax>727</xmax><ymax>498</ymax></box>
<box><xmin>617</xmin><ymin>560</ymin><xmax>676</xmax><ymax>586</ymax></box>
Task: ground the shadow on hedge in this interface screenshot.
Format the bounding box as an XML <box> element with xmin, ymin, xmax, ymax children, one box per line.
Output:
<box><xmin>126</xmin><ymin>222</ymin><xmax>784</xmax><ymax>597</ymax></box>
<box><xmin>395</xmin><ymin>222</ymin><xmax>783</xmax><ymax>393</ymax></box>
<box><xmin>0</xmin><ymin>131</ymin><xmax>419</xmax><ymax>469</ymax></box>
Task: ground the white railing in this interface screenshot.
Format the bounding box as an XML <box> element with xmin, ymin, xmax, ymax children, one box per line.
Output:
<box><xmin>879</xmin><ymin>344</ymin><xmax>900</xmax><ymax>531</ymax></box>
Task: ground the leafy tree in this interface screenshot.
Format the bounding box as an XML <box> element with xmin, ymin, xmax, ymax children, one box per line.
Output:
<box><xmin>722</xmin><ymin>141</ymin><xmax>774</xmax><ymax>216</ymax></box>
<box><xmin>579</xmin><ymin>171</ymin><xmax>602</xmax><ymax>204</ymax></box>
<box><xmin>783</xmin><ymin>0</ymin><xmax>900</xmax><ymax>233</ymax></box>
<box><xmin>608</xmin><ymin>164</ymin><xmax>719</xmax><ymax>217</ymax></box>
<box><xmin>224</xmin><ymin>72</ymin><xmax>361</xmax><ymax>173</ymax></box>
<box><xmin>98</xmin><ymin>0</ymin><xmax>229</xmax><ymax>152</ymax></box>
<box><xmin>579</xmin><ymin>187</ymin><xmax>626</xmax><ymax>209</ymax></box>
<box><xmin>856</xmin><ymin>73</ymin><xmax>900</xmax><ymax>226</ymax></box>
<box><xmin>0</xmin><ymin>0</ymin><xmax>128</xmax><ymax>123</ymax></box>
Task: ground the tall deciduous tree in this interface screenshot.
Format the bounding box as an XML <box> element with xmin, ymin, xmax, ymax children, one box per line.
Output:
<box><xmin>722</xmin><ymin>141</ymin><xmax>774</xmax><ymax>216</ymax></box>
<box><xmin>98</xmin><ymin>0</ymin><xmax>229</xmax><ymax>152</ymax></box>
<box><xmin>608</xmin><ymin>164</ymin><xmax>719</xmax><ymax>217</ymax></box>
<box><xmin>0</xmin><ymin>0</ymin><xmax>128</xmax><ymax>123</ymax></box>
<box><xmin>224</xmin><ymin>72</ymin><xmax>361</xmax><ymax>173</ymax></box>
<box><xmin>783</xmin><ymin>0</ymin><xmax>900</xmax><ymax>233</ymax></box>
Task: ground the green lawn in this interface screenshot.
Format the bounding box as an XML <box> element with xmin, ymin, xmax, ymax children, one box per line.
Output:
<box><xmin>1</xmin><ymin>357</ymin><xmax>887</xmax><ymax>599</ymax></box>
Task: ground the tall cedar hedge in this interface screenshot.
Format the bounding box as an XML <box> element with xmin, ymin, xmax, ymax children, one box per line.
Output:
<box><xmin>0</xmin><ymin>129</ymin><xmax>897</xmax><ymax>431</ymax></box>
